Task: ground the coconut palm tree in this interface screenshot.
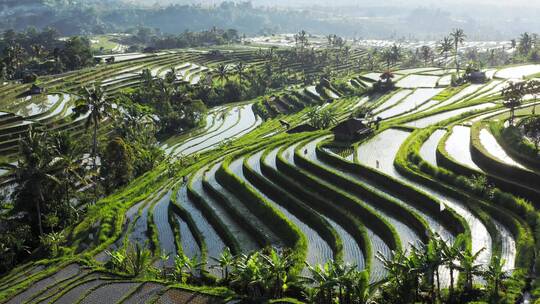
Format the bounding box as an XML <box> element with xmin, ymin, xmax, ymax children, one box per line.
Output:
<box><xmin>50</xmin><ymin>131</ymin><xmax>86</xmax><ymax>210</ymax></box>
<box><xmin>73</xmin><ymin>84</ymin><xmax>116</xmax><ymax>201</ymax></box>
<box><xmin>294</xmin><ymin>30</ymin><xmax>309</xmax><ymax>49</ymax></box>
<box><xmin>519</xmin><ymin>32</ymin><xmax>533</xmax><ymax>56</ymax></box>
<box><xmin>1</xmin><ymin>129</ymin><xmax>61</xmax><ymax>235</ymax></box>
<box><xmin>450</xmin><ymin>28</ymin><xmax>467</xmax><ymax>74</ymax></box>
<box><xmin>234</xmin><ymin>62</ymin><xmax>247</xmax><ymax>84</ymax></box>
<box><xmin>390</xmin><ymin>44</ymin><xmax>402</xmax><ymax>66</ymax></box>
<box><xmin>141</xmin><ymin>68</ymin><xmax>154</xmax><ymax>89</ymax></box>
<box><xmin>420</xmin><ymin>45</ymin><xmax>434</xmax><ymax>67</ymax></box>
<box><xmin>381</xmin><ymin>48</ymin><xmax>394</xmax><ymax>69</ymax></box>
<box><xmin>164</xmin><ymin>67</ymin><xmax>176</xmax><ymax>84</ymax></box>
<box><xmin>438</xmin><ymin>36</ymin><xmax>454</xmax><ymax>68</ymax></box>
<box><xmin>502</xmin><ymin>81</ymin><xmax>526</xmax><ymax>125</ymax></box>
<box><xmin>215</xmin><ymin>64</ymin><xmax>229</xmax><ymax>84</ymax></box>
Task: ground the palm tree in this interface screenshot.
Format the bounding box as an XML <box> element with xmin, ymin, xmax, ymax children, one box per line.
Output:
<box><xmin>381</xmin><ymin>48</ymin><xmax>393</xmax><ymax>69</ymax></box>
<box><xmin>1</xmin><ymin>129</ymin><xmax>62</xmax><ymax>235</ymax></box>
<box><xmin>502</xmin><ymin>81</ymin><xmax>526</xmax><ymax>125</ymax></box>
<box><xmin>450</xmin><ymin>28</ymin><xmax>467</xmax><ymax>74</ymax></box>
<box><xmin>73</xmin><ymin>84</ymin><xmax>116</xmax><ymax>201</ymax></box>
<box><xmin>294</xmin><ymin>30</ymin><xmax>309</xmax><ymax>49</ymax></box>
<box><xmin>488</xmin><ymin>49</ymin><xmax>497</xmax><ymax>67</ymax></box>
<box><xmin>438</xmin><ymin>36</ymin><xmax>453</xmax><ymax>68</ymax></box>
<box><xmin>164</xmin><ymin>67</ymin><xmax>176</xmax><ymax>84</ymax></box>
<box><xmin>420</xmin><ymin>45</ymin><xmax>434</xmax><ymax>67</ymax></box>
<box><xmin>318</xmin><ymin>108</ymin><xmax>339</xmax><ymax>129</ymax></box>
<box><xmin>51</xmin><ymin>131</ymin><xmax>86</xmax><ymax>211</ymax></box>
<box><xmin>215</xmin><ymin>64</ymin><xmax>229</xmax><ymax>83</ymax></box>
<box><xmin>234</xmin><ymin>62</ymin><xmax>247</xmax><ymax>84</ymax></box>
<box><xmin>390</xmin><ymin>44</ymin><xmax>402</xmax><ymax>66</ymax></box>
<box><xmin>326</xmin><ymin>34</ymin><xmax>335</xmax><ymax>46</ymax></box>
<box><xmin>141</xmin><ymin>69</ymin><xmax>154</xmax><ymax>89</ymax></box>
<box><xmin>519</xmin><ymin>32</ymin><xmax>533</xmax><ymax>55</ymax></box>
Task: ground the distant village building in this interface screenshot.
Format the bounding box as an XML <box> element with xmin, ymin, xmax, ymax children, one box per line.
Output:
<box><xmin>28</xmin><ymin>84</ymin><xmax>44</xmax><ymax>95</ymax></box>
<box><xmin>286</xmin><ymin>124</ymin><xmax>318</xmax><ymax>134</ymax></box>
<box><xmin>331</xmin><ymin>118</ymin><xmax>373</xmax><ymax>142</ymax></box>
<box><xmin>469</xmin><ymin>71</ymin><xmax>487</xmax><ymax>83</ymax></box>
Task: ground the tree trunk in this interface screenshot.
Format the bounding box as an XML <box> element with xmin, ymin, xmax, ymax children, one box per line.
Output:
<box><xmin>455</xmin><ymin>45</ymin><xmax>460</xmax><ymax>75</ymax></box>
<box><xmin>93</xmin><ymin>121</ymin><xmax>98</xmax><ymax>203</ymax></box>
<box><xmin>436</xmin><ymin>268</ymin><xmax>441</xmax><ymax>301</ymax></box>
<box><xmin>431</xmin><ymin>271</ymin><xmax>436</xmax><ymax>303</ymax></box>
<box><xmin>511</xmin><ymin>107</ymin><xmax>515</xmax><ymax>126</ymax></box>
<box><xmin>36</xmin><ymin>199</ymin><xmax>43</xmax><ymax>235</ymax></box>
<box><xmin>449</xmin><ymin>267</ymin><xmax>454</xmax><ymax>299</ymax></box>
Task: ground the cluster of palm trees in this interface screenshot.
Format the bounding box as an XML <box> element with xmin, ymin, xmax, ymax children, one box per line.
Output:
<box><xmin>307</xmin><ymin>107</ymin><xmax>339</xmax><ymax>129</ymax></box>
<box><xmin>104</xmin><ymin>232</ymin><xmax>513</xmax><ymax>303</ymax></box>
<box><xmin>502</xmin><ymin>79</ymin><xmax>540</xmax><ymax>125</ymax></box>
<box><xmin>294</xmin><ymin>30</ymin><xmax>310</xmax><ymax>50</ymax></box>
<box><xmin>378</xmin><ymin>234</ymin><xmax>510</xmax><ymax>304</ymax></box>
<box><xmin>1</xmin><ymin>129</ymin><xmax>86</xmax><ymax>237</ymax></box>
<box><xmin>380</xmin><ymin>44</ymin><xmax>402</xmax><ymax>69</ymax></box>
<box><xmin>515</xmin><ymin>32</ymin><xmax>538</xmax><ymax>56</ymax></box>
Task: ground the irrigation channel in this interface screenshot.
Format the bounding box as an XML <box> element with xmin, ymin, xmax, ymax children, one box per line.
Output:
<box><xmin>2</xmin><ymin>58</ymin><xmax>539</xmax><ymax>302</ymax></box>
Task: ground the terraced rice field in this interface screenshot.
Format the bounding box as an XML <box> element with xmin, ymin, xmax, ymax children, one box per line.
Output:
<box><xmin>377</xmin><ymin>88</ymin><xmax>443</xmax><ymax>119</ymax></box>
<box><xmin>2</xmin><ymin>56</ymin><xmax>538</xmax><ymax>302</ymax></box>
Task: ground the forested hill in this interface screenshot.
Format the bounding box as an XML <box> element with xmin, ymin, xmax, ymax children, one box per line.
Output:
<box><xmin>1</xmin><ymin>0</ymin><xmax>539</xmax><ymax>40</ymax></box>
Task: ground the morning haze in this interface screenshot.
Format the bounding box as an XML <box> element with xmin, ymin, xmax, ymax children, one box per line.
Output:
<box><xmin>1</xmin><ymin>0</ymin><xmax>540</xmax><ymax>303</ymax></box>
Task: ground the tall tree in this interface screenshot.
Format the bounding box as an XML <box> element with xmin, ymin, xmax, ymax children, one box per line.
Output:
<box><xmin>420</xmin><ymin>45</ymin><xmax>434</xmax><ymax>67</ymax></box>
<box><xmin>438</xmin><ymin>36</ymin><xmax>453</xmax><ymax>68</ymax></box>
<box><xmin>1</xmin><ymin>129</ymin><xmax>61</xmax><ymax>235</ymax></box>
<box><xmin>73</xmin><ymin>84</ymin><xmax>116</xmax><ymax>201</ymax></box>
<box><xmin>502</xmin><ymin>81</ymin><xmax>525</xmax><ymax>126</ymax></box>
<box><xmin>216</xmin><ymin>64</ymin><xmax>229</xmax><ymax>83</ymax></box>
<box><xmin>450</xmin><ymin>28</ymin><xmax>466</xmax><ymax>74</ymax></box>
<box><xmin>234</xmin><ymin>62</ymin><xmax>247</xmax><ymax>84</ymax></box>
<box><xmin>519</xmin><ymin>32</ymin><xmax>533</xmax><ymax>55</ymax></box>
